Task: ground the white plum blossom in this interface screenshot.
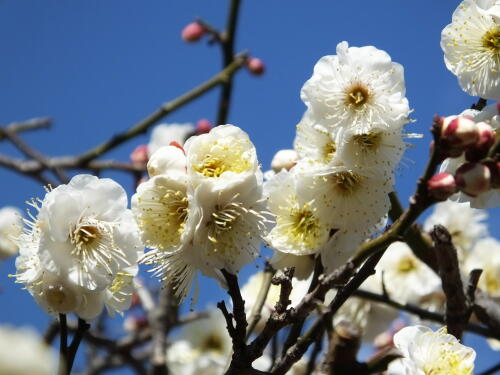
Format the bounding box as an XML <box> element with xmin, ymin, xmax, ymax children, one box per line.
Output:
<box><xmin>148</xmin><ymin>122</ymin><xmax>194</xmax><ymax>156</ymax></box>
<box><xmin>424</xmin><ymin>201</ymin><xmax>488</xmax><ymax>261</ymax></box>
<box><xmin>465</xmin><ymin>237</ymin><xmax>500</xmax><ymax>298</ymax></box>
<box><xmin>0</xmin><ymin>206</ymin><xmax>22</xmax><ymax>259</ymax></box>
<box><xmin>14</xmin><ymin>175</ymin><xmax>143</xmax><ymax>319</ymax></box>
<box><xmin>374</xmin><ymin>241</ymin><xmax>441</xmax><ymax>305</ymax></box>
<box><xmin>166</xmin><ymin>308</ymin><xmax>232</xmax><ymax>375</ymax></box>
<box><xmin>185</xmin><ymin>124</ymin><xmax>260</xmax><ymax>190</ymax></box>
<box><xmin>270</xmin><ymin>149</ymin><xmax>298</xmax><ymax>173</ymax></box>
<box><xmin>264</xmin><ymin>170</ymin><xmax>333</xmax><ymax>256</ymax></box>
<box><xmin>441</xmin><ymin>0</ymin><xmax>500</xmax><ymax>99</ymax></box>
<box><xmin>0</xmin><ymin>325</ymin><xmax>59</xmax><ymax>375</ymax></box>
<box><xmin>389</xmin><ymin>325</ymin><xmax>475</xmax><ymax>375</ymax></box>
<box><xmin>301</xmin><ymin>41</ymin><xmax>410</xmax><ymax>134</ymax></box>
<box><xmin>270</xmin><ymin>252</ymin><xmax>315</xmax><ymax>280</ymax></box>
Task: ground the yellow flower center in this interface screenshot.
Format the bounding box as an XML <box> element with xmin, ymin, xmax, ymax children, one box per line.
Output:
<box><xmin>484</xmin><ymin>270</ymin><xmax>499</xmax><ymax>294</ymax></box>
<box><xmin>482</xmin><ymin>27</ymin><xmax>500</xmax><ymax>54</ymax></box>
<box><xmin>281</xmin><ymin>203</ymin><xmax>322</xmax><ymax>249</ymax></box>
<box><xmin>71</xmin><ymin>224</ymin><xmax>100</xmax><ymax>249</ymax></box>
<box><xmin>351</xmin><ymin>132</ymin><xmax>382</xmax><ymax>152</ymax></box>
<box><xmin>345</xmin><ymin>83</ymin><xmax>371</xmax><ymax>108</ymax></box>
<box><xmin>201</xmin><ymin>334</ymin><xmax>225</xmax><ymax>353</ymax></box>
<box><xmin>397</xmin><ymin>256</ymin><xmax>417</xmax><ymax>273</ymax></box>
<box><xmin>329</xmin><ymin>171</ymin><xmax>363</xmax><ymax>196</ymax></box>
<box><xmin>423</xmin><ymin>347</ymin><xmax>472</xmax><ymax>375</ymax></box>
<box><xmin>193</xmin><ymin>140</ymin><xmax>252</xmax><ymax>178</ymax></box>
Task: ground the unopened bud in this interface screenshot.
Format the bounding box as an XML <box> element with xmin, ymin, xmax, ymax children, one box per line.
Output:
<box><xmin>455</xmin><ymin>162</ymin><xmax>491</xmax><ymax>197</ymax></box>
<box><xmin>196</xmin><ymin>118</ymin><xmax>213</xmax><ymax>134</ymax></box>
<box><xmin>181</xmin><ymin>22</ymin><xmax>205</xmax><ymax>42</ymax></box>
<box><xmin>147</xmin><ymin>145</ymin><xmax>186</xmax><ymax>177</ymax></box>
<box><xmin>440</xmin><ymin>116</ymin><xmax>478</xmax><ymax>156</ymax></box>
<box><xmin>484</xmin><ymin>161</ymin><xmax>500</xmax><ymax>188</ymax></box>
<box><xmin>130</xmin><ymin>144</ymin><xmax>148</xmax><ymax>165</ymax></box>
<box><xmin>246</xmin><ymin>57</ymin><xmax>265</xmax><ymax>76</ymax></box>
<box><xmin>427</xmin><ymin>172</ymin><xmax>457</xmax><ymax>201</ymax></box>
<box><xmin>465</xmin><ymin>122</ymin><xmax>495</xmax><ymax>161</ymax></box>
<box><xmin>271</xmin><ymin>149</ymin><xmax>298</xmax><ymax>172</ymax></box>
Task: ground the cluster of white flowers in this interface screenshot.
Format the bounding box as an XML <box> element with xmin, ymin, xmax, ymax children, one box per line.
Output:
<box><xmin>0</xmin><ymin>325</ymin><xmax>59</xmax><ymax>375</ymax></box>
<box><xmin>14</xmin><ymin>175</ymin><xmax>143</xmax><ymax>320</ymax></box>
<box><xmin>0</xmin><ymin>206</ymin><xmax>22</xmax><ymax>259</ymax></box>
<box><xmin>134</xmin><ymin>125</ymin><xmax>269</xmax><ymax>300</ymax></box>
<box><xmin>265</xmin><ymin>41</ymin><xmax>411</xmax><ymax>271</ymax></box>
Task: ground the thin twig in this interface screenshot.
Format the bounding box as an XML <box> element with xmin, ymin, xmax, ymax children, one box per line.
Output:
<box><xmin>58</xmin><ymin>314</ymin><xmax>68</xmax><ymax>375</ymax></box>
<box><xmin>246</xmin><ymin>263</ymin><xmax>275</xmax><ymax>339</ymax></box>
<box><xmin>0</xmin><ymin>117</ymin><xmax>52</xmax><ymax>141</ymax></box>
<box><xmin>66</xmin><ymin>318</ymin><xmax>91</xmax><ymax>375</ymax></box>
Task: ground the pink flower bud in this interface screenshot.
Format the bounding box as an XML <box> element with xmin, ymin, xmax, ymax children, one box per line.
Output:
<box><xmin>130</xmin><ymin>144</ymin><xmax>148</xmax><ymax>165</ymax></box>
<box><xmin>427</xmin><ymin>172</ymin><xmax>457</xmax><ymax>200</ymax></box>
<box><xmin>440</xmin><ymin>116</ymin><xmax>478</xmax><ymax>155</ymax></box>
<box><xmin>181</xmin><ymin>22</ymin><xmax>205</xmax><ymax>42</ymax></box>
<box><xmin>465</xmin><ymin>122</ymin><xmax>496</xmax><ymax>161</ymax></box>
<box><xmin>485</xmin><ymin>161</ymin><xmax>500</xmax><ymax>189</ymax></box>
<box><xmin>196</xmin><ymin>118</ymin><xmax>213</xmax><ymax>134</ymax></box>
<box><xmin>455</xmin><ymin>162</ymin><xmax>491</xmax><ymax>197</ymax></box>
<box><xmin>246</xmin><ymin>57</ymin><xmax>265</xmax><ymax>76</ymax></box>
<box><xmin>271</xmin><ymin>149</ymin><xmax>298</xmax><ymax>172</ymax></box>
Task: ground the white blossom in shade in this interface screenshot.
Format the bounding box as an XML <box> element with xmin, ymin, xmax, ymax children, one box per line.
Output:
<box><xmin>0</xmin><ymin>206</ymin><xmax>22</xmax><ymax>259</ymax></box>
<box><xmin>388</xmin><ymin>325</ymin><xmax>475</xmax><ymax>375</ymax></box>
<box><xmin>0</xmin><ymin>325</ymin><xmax>59</xmax><ymax>375</ymax></box>
<box><xmin>294</xmin><ymin>110</ymin><xmax>339</xmax><ymax>166</ymax></box>
<box><xmin>264</xmin><ymin>170</ymin><xmax>333</xmax><ymax>256</ymax></box>
<box><xmin>424</xmin><ymin>201</ymin><xmax>488</xmax><ymax>261</ymax></box>
<box><xmin>465</xmin><ymin>237</ymin><xmax>500</xmax><ymax>298</ymax></box>
<box><xmin>147</xmin><ymin>123</ymin><xmax>194</xmax><ymax>156</ymax></box>
<box><xmin>189</xmin><ymin>174</ymin><xmax>268</xmax><ymax>276</ymax></box>
<box><xmin>270</xmin><ymin>252</ymin><xmax>315</xmax><ymax>280</ymax></box>
<box><xmin>304</xmin><ymin>166</ymin><xmax>393</xmax><ymax>232</ymax></box>
<box><xmin>147</xmin><ymin>145</ymin><xmax>187</xmax><ymax>178</ymax></box>
<box><xmin>374</xmin><ymin>242</ymin><xmax>441</xmax><ymax>305</ymax></box>
<box><xmin>301</xmin><ymin>41</ymin><xmax>410</xmax><ymax>134</ymax></box>
<box><xmin>132</xmin><ymin>173</ymin><xmax>190</xmax><ymax>251</ymax></box>
<box><xmin>441</xmin><ymin>0</ymin><xmax>500</xmax><ymax>99</ymax></box>
<box><xmin>440</xmin><ymin>155</ymin><xmax>500</xmax><ymax>208</ymax></box>
<box><xmin>166</xmin><ymin>308</ymin><xmax>232</xmax><ymax>375</ymax></box>
<box><xmin>336</xmin><ymin>127</ymin><xmax>407</xmax><ymax>178</ymax></box>
<box><xmin>185</xmin><ymin>125</ymin><xmax>259</xmax><ymax>190</ymax></box>
<box><xmin>240</xmin><ymin>270</ymin><xmax>312</xmax><ymax>332</ymax></box>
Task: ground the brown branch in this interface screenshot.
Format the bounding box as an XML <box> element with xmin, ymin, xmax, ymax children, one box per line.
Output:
<box><xmin>431</xmin><ymin>224</ymin><xmax>469</xmax><ymax>339</ymax></box>
<box><xmin>0</xmin><ymin>117</ymin><xmax>52</xmax><ymax>141</ymax></box>
<box><xmin>216</xmin><ymin>0</ymin><xmax>242</xmax><ymax>125</ymax></box>
<box><xmin>76</xmin><ymin>53</ymin><xmax>247</xmax><ymax>165</ymax></box>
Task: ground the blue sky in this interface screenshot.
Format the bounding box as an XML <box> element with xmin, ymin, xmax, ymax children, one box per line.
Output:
<box><xmin>0</xmin><ymin>0</ymin><xmax>499</xmax><ymax>373</ymax></box>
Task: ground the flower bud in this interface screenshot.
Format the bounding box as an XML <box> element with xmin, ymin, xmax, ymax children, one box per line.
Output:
<box><xmin>147</xmin><ymin>145</ymin><xmax>186</xmax><ymax>177</ymax></box>
<box><xmin>455</xmin><ymin>162</ymin><xmax>491</xmax><ymax>197</ymax></box>
<box><xmin>427</xmin><ymin>172</ymin><xmax>457</xmax><ymax>201</ymax></box>
<box><xmin>440</xmin><ymin>116</ymin><xmax>478</xmax><ymax>156</ymax></box>
<box><xmin>130</xmin><ymin>144</ymin><xmax>148</xmax><ymax>165</ymax></box>
<box><xmin>465</xmin><ymin>122</ymin><xmax>495</xmax><ymax>162</ymax></box>
<box><xmin>271</xmin><ymin>149</ymin><xmax>298</xmax><ymax>172</ymax></box>
<box><xmin>246</xmin><ymin>57</ymin><xmax>265</xmax><ymax>76</ymax></box>
<box><xmin>196</xmin><ymin>118</ymin><xmax>213</xmax><ymax>134</ymax></box>
<box><xmin>181</xmin><ymin>22</ymin><xmax>205</xmax><ymax>42</ymax></box>
<box><xmin>484</xmin><ymin>161</ymin><xmax>500</xmax><ymax>189</ymax></box>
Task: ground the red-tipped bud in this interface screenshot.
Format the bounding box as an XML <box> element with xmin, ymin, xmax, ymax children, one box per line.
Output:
<box><xmin>196</xmin><ymin>118</ymin><xmax>213</xmax><ymax>134</ymax></box>
<box><xmin>169</xmin><ymin>141</ymin><xmax>185</xmax><ymax>153</ymax></box>
<box><xmin>455</xmin><ymin>162</ymin><xmax>491</xmax><ymax>197</ymax></box>
<box><xmin>181</xmin><ymin>22</ymin><xmax>205</xmax><ymax>42</ymax></box>
<box><xmin>440</xmin><ymin>116</ymin><xmax>478</xmax><ymax>156</ymax></box>
<box><xmin>130</xmin><ymin>144</ymin><xmax>148</xmax><ymax>165</ymax></box>
<box><xmin>427</xmin><ymin>172</ymin><xmax>457</xmax><ymax>201</ymax></box>
<box><xmin>465</xmin><ymin>122</ymin><xmax>496</xmax><ymax>161</ymax></box>
<box><xmin>246</xmin><ymin>57</ymin><xmax>265</xmax><ymax>76</ymax></box>
<box><xmin>484</xmin><ymin>161</ymin><xmax>500</xmax><ymax>188</ymax></box>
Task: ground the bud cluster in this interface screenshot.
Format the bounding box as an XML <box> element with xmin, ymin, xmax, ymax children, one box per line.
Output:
<box><xmin>429</xmin><ymin>115</ymin><xmax>499</xmax><ymax>200</ymax></box>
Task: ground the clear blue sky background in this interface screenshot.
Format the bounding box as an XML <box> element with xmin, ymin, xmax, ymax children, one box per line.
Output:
<box><xmin>0</xmin><ymin>0</ymin><xmax>499</xmax><ymax>373</ymax></box>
